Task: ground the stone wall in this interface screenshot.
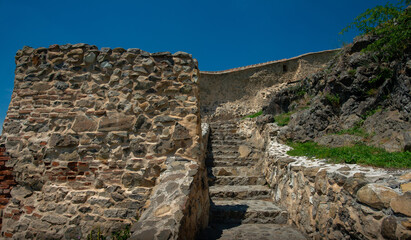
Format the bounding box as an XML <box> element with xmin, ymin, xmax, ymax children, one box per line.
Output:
<box><xmin>130</xmin><ymin>125</ymin><xmax>210</xmax><ymax>240</ymax></box>
<box><xmin>0</xmin><ymin>145</ymin><xmax>16</xmax><ymax>234</ymax></box>
<box><xmin>262</xmin><ymin>123</ymin><xmax>411</xmax><ymax>240</ymax></box>
<box><xmin>199</xmin><ymin>50</ymin><xmax>338</xmax><ymax>121</ymax></box>
<box><xmin>0</xmin><ymin>44</ymin><xmax>205</xmax><ymax>239</ymax></box>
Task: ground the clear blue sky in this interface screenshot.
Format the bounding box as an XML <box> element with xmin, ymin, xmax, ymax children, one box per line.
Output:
<box><xmin>0</xmin><ymin>0</ymin><xmax>391</xmax><ymax>130</ymax></box>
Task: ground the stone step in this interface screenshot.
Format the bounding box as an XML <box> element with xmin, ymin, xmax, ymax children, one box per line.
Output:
<box><xmin>207</xmin><ymin>155</ymin><xmax>240</xmax><ymax>160</ymax></box>
<box><xmin>210</xmin><ymin>176</ymin><xmax>266</xmax><ymax>186</ymax></box>
<box><xmin>211</xmin><ymin>127</ymin><xmax>238</xmax><ymax>131</ymax></box>
<box><xmin>206</xmin><ymin>158</ymin><xmax>257</xmax><ymax>167</ymax></box>
<box><xmin>197</xmin><ymin>224</ymin><xmax>307</xmax><ymax>240</ymax></box>
<box><xmin>211</xmin><ymin>140</ymin><xmax>246</xmax><ymax>145</ymax></box>
<box><xmin>209</xmin><ymin>166</ymin><xmax>256</xmax><ymax>176</ymax></box>
<box><xmin>210</xmin><ymin>185</ymin><xmax>271</xmax><ymax>200</ymax></box>
<box><xmin>209</xmin><ymin>122</ymin><xmax>237</xmax><ymax>127</ymax></box>
<box><xmin>211</xmin><ymin>134</ymin><xmax>245</xmax><ymax>141</ymax></box>
<box><xmin>208</xmin><ymin>151</ymin><xmax>239</xmax><ymax>157</ymax></box>
<box><xmin>210</xmin><ymin>200</ymin><xmax>288</xmax><ymax>224</ymax></box>
<box><xmin>209</xmin><ymin>147</ymin><xmax>240</xmax><ymax>153</ymax></box>
<box><xmin>210</xmin><ymin>145</ymin><xmax>239</xmax><ymax>152</ymax></box>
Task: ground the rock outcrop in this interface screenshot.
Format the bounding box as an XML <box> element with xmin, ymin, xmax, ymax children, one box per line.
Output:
<box><xmin>264</xmin><ymin>36</ymin><xmax>411</xmax><ymax>152</ymax></box>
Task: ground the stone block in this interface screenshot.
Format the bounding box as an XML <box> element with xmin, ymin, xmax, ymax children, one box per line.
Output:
<box><xmin>72</xmin><ymin>115</ymin><xmax>98</xmax><ymax>132</ymax></box>
<box><xmin>356</xmin><ymin>184</ymin><xmax>398</xmax><ymax>210</ymax></box>
<box><xmin>98</xmin><ymin>114</ymin><xmax>136</xmax><ymax>131</ymax></box>
<box><xmin>391</xmin><ymin>192</ymin><xmax>411</xmax><ymax>217</ymax></box>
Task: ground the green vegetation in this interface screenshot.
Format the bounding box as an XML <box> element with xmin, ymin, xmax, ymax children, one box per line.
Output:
<box><xmin>274</xmin><ymin>111</ymin><xmax>294</xmax><ymax>126</ymax></box>
<box><xmin>348</xmin><ymin>69</ymin><xmax>357</xmax><ymax>77</ymax></box>
<box><xmin>87</xmin><ymin>226</ymin><xmax>131</xmax><ymax>240</ymax></box>
<box><xmin>325</xmin><ymin>93</ymin><xmax>340</xmax><ymax>106</ymax></box>
<box><xmin>242</xmin><ymin>110</ymin><xmax>263</xmax><ymax>119</ymax></box>
<box><xmin>366</xmin><ymin>88</ymin><xmax>378</xmax><ymax>96</ymax></box>
<box><xmin>340</xmin><ymin>0</ymin><xmax>411</xmax><ymax>60</ymax></box>
<box><xmin>287</xmin><ymin>141</ymin><xmax>411</xmax><ymax>168</ymax></box>
<box><xmin>336</xmin><ymin>126</ymin><xmax>370</xmax><ymax>138</ymax></box>
<box><xmin>363</xmin><ymin>107</ymin><xmax>382</xmax><ymax>119</ymax></box>
<box><xmin>335</xmin><ymin>107</ymin><xmax>382</xmax><ymax>138</ymax></box>
<box><xmin>369</xmin><ymin>67</ymin><xmax>393</xmax><ymax>84</ymax></box>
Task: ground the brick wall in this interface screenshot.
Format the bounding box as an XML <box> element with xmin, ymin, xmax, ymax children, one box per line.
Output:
<box><xmin>0</xmin><ymin>144</ymin><xmax>16</xmax><ymax>233</ymax></box>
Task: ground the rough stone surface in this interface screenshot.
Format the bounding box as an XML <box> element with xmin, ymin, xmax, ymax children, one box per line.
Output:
<box><xmin>0</xmin><ymin>45</ymin><xmax>205</xmax><ymax>239</ymax></box>
<box><xmin>356</xmin><ymin>184</ymin><xmax>399</xmax><ymax>210</ymax></box>
<box><xmin>266</xmin><ymin>36</ymin><xmax>411</xmax><ymax>152</ymax></box>
<box><xmin>261</xmin><ymin>122</ymin><xmax>411</xmax><ymax>240</ymax></box>
<box><xmin>390</xmin><ymin>192</ymin><xmax>411</xmax><ymax>217</ymax></box>
<box><xmin>130</xmin><ymin>156</ymin><xmax>209</xmax><ymax>240</ymax></box>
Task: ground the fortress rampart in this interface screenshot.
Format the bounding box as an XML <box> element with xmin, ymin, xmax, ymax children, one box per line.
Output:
<box><xmin>199</xmin><ymin>50</ymin><xmax>338</xmax><ymax>121</ymax></box>
<box><xmin>0</xmin><ymin>44</ymin><xmax>208</xmax><ymax>239</ymax></box>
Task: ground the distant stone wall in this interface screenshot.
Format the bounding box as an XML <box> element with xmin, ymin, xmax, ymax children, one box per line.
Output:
<box><xmin>0</xmin><ymin>44</ymin><xmax>205</xmax><ymax>239</ymax></box>
<box><xmin>262</xmin><ymin>123</ymin><xmax>411</xmax><ymax>240</ymax></box>
<box><xmin>199</xmin><ymin>50</ymin><xmax>338</xmax><ymax>121</ymax></box>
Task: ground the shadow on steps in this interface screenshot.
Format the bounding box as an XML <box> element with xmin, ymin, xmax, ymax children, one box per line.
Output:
<box><xmin>196</xmin><ymin>202</ymin><xmax>249</xmax><ymax>240</ymax></box>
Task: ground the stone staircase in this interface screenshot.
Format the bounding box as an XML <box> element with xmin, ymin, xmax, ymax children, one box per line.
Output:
<box><xmin>198</xmin><ymin>120</ymin><xmax>306</xmax><ymax>240</ymax></box>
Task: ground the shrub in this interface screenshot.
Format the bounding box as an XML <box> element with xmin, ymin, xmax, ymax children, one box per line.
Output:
<box><xmin>325</xmin><ymin>93</ymin><xmax>340</xmax><ymax>106</ymax></box>
<box><xmin>340</xmin><ymin>0</ymin><xmax>411</xmax><ymax>60</ymax></box>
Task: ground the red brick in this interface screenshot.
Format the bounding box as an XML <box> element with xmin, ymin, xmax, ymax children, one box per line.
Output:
<box><xmin>11</xmin><ymin>209</ymin><xmax>20</xmax><ymax>214</ymax></box>
<box><xmin>0</xmin><ymin>156</ymin><xmax>10</xmax><ymax>161</ymax></box>
<box><xmin>18</xmin><ymin>109</ymin><xmax>32</xmax><ymax>114</ymax></box>
<box><xmin>24</xmin><ymin>206</ymin><xmax>35</xmax><ymax>214</ymax></box>
<box><xmin>55</xmin><ymin>108</ymin><xmax>70</xmax><ymax>113</ymax></box>
<box><xmin>36</xmin><ymin>108</ymin><xmax>51</xmax><ymax>113</ymax></box>
<box><xmin>57</xmin><ymin>176</ymin><xmax>67</xmax><ymax>181</ymax></box>
<box><xmin>51</xmin><ymin>162</ymin><xmax>59</xmax><ymax>167</ymax></box>
<box><xmin>35</xmin><ymin>118</ymin><xmax>46</xmax><ymax>123</ymax></box>
<box><xmin>4</xmin><ymin>232</ymin><xmax>13</xmax><ymax>237</ymax></box>
<box><xmin>0</xmin><ymin>170</ymin><xmax>12</xmax><ymax>175</ymax></box>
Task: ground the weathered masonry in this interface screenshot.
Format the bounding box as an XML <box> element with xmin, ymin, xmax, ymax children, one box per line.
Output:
<box><xmin>0</xmin><ymin>44</ymin><xmax>209</xmax><ymax>239</ymax></box>
<box><xmin>1</xmin><ymin>44</ymin><xmax>410</xmax><ymax>240</ymax></box>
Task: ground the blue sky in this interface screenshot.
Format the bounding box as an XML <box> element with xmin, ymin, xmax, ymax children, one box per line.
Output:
<box><xmin>0</xmin><ymin>0</ymin><xmax>391</xmax><ymax>130</ymax></box>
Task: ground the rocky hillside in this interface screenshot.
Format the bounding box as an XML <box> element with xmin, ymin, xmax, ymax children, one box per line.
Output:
<box><xmin>263</xmin><ymin>35</ymin><xmax>411</xmax><ymax>152</ymax></box>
